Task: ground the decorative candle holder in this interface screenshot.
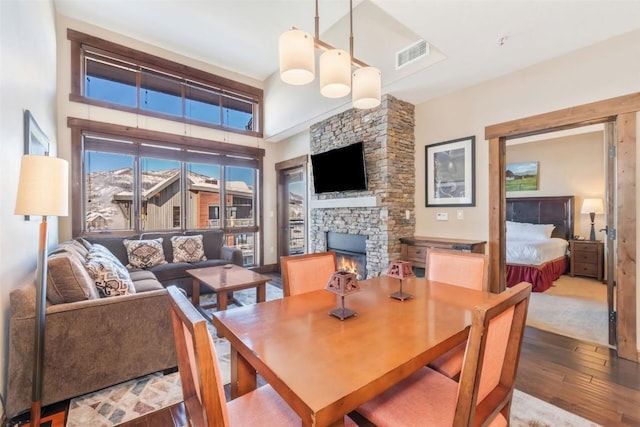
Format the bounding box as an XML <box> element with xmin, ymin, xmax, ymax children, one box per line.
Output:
<box><xmin>325</xmin><ymin>270</ymin><xmax>360</xmax><ymax>320</ymax></box>
<box><xmin>387</xmin><ymin>261</ymin><xmax>415</xmax><ymax>301</ymax></box>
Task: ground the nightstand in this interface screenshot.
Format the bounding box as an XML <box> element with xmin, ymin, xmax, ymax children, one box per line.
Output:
<box><xmin>569</xmin><ymin>240</ymin><xmax>604</xmax><ymax>281</ymax></box>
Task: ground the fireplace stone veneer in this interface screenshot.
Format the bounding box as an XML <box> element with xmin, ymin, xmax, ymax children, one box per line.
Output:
<box><xmin>309</xmin><ymin>95</ymin><xmax>415</xmax><ymax>278</ymax></box>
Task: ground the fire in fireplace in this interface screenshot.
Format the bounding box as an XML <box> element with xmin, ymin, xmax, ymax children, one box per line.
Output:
<box><xmin>326</xmin><ymin>232</ymin><xmax>367</xmax><ymax>280</ymax></box>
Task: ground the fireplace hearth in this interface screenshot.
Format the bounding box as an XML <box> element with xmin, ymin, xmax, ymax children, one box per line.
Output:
<box><xmin>326</xmin><ymin>232</ymin><xmax>367</xmax><ymax>279</ymax></box>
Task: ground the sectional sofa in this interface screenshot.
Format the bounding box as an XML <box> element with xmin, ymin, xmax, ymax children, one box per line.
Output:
<box><xmin>6</xmin><ymin>229</ymin><xmax>242</xmax><ymax>417</ymax></box>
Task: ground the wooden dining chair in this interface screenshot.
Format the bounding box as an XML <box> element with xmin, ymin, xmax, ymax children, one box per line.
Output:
<box><xmin>280</xmin><ymin>251</ymin><xmax>337</xmax><ymax>297</ymax></box>
<box><xmin>167</xmin><ymin>285</ymin><xmax>300</xmax><ymax>426</ymax></box>
<box><xmin>426</xmin><ymin>248</ymin><xmax>489</xmax><ymax>379</ymax></box>
<box><xmin>356</xmin><ymin>281</ymin><xmax>532</xmax><ymax>427</ymax></box>
<box><xmin>425</xmin><ymin>248</ymin><xmax>489</xmax><ymax>291</ymax></box>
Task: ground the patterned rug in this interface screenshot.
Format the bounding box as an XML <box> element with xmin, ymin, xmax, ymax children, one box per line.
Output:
<box><xmin>66</xmin><ymin>371</ymin><xmax>601</xmax><ymax>427</ymax></box>
<box><xmin>66</xmin><ymin>283</ymin><xmax>601</xmax><ymax>426</ymax></box>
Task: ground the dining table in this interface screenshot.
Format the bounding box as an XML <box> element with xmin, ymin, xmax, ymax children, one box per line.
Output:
<box><xmin>212</xmin><ymin>275</ymin><xmax>505</xmax><ymax>427</ymax></box>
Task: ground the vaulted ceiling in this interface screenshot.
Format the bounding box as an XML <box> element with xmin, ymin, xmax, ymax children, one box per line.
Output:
<box><xmin>54</xmin><ymin>0</ymin><xmax>640</xmax><ymax>138</ymax></box>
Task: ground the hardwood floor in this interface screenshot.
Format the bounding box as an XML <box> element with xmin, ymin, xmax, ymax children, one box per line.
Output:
<box><xmin>118</xmin><ymin>326</ymin><xmax>640</xmax><ymax>427</ymax></box>
<box><xmin>516</xmin><ymin>327</ymin><xmax>640</xmax><ymax>427</ymax></box>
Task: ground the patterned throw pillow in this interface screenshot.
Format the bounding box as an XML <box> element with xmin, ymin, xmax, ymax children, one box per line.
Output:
<box><xmin>171</xmin><ymin>235</ymin><xmax>207</xmax><ymax>263</ymax></box>
<box><xmin>123</xmin><ymin>238</ymin><xmax>168</xmax><ymax>269</ymax></box>
<box><xmin>85</xmin><ymin>249</ymin><xmax>136</xmax><ymax>297</ymax></box>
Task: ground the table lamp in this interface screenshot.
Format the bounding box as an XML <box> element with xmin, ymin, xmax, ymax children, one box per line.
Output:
<box><xmin>580</xmin><ymin>198</ymin><xmax>604</xmax><ymax>241</ymax></box>
<box><xmin>387</xmin><ymin>260</ymin><xmax>415</xmax><ymax>301</ymax></box>
<box><xmin>15</xmin><ymin>155</ymin><xmax>69</xmax><ymax>427</ymax></box>
<box><xmin>325</xmin><ymin>270</ymin><xmax>360</xmax><ymax>320</ymax></box>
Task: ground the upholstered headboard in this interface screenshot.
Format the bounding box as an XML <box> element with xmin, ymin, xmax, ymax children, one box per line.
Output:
<box><xmin>506</xmin><ymin>196</ymin><xmax>574</xmax><ymax>241</ymax></box>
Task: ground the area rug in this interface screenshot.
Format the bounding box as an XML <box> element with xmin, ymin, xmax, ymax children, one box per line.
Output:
<box><xmin>66</xmin><ymin>371</ymin><xmax>601</xmax><ymax>426</ymax></box>
<box><xmin>526</xmin><ymin>275</ymin><xmax>609</xmax><ymax>346</ymax></box>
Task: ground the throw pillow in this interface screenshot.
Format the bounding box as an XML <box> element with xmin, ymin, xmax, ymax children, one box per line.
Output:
<box><xmin>171</xmin><ymin>235</ymin><xmax>207</xmax><ymax>263</ymax></box>
<box><xmin>123</xmin><ymin>238</ymin><xmax>168</xmax><ymax>269</ymax></box>
<box><xmin>47</xmin><ymin>250</ymin><xmax>100</xmax><ymax>304</ymax></box>
<box><xmin>86</xmin><ymin>249</ymin><xmax>136</xmax><ymax>297</ymax></box>
<box><xmin>90</xmin><ymin>243</ymin><xmax>130</xmax><ymax>270</ymax></box>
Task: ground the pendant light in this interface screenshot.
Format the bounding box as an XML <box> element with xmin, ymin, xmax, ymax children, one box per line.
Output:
<box><xmin>320</xmin><ymin>49</ymin><xmax>351</xmax><ymax>98</ymax></box>
<box><xmin>352</xmin><ymin>66</ymin><xmax>381</xmax><ymax>109</ymax></box>
<box><xmin>279</xmin><ymin>28</ymin><xmax>315</xmax><ymax>85</ymax></box>
<box><xmin>278</xmin><ymin>0</ymin><xmax>381</xmax><ymax>109</ymax></box>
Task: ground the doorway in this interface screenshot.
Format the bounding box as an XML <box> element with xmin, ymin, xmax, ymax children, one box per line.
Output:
<box><xmin>506</xmin><ymin>127</ymin><xmax>611</xmax><ymax>346</ymax></box>
<box><xmin>485</xmin><ymin>93</ymin><xmax>639</xmax><ymax>361</ymax></box>
<box><xmin>275</xmin><ymin>155</ymin><xmax>309</xmax><ymax>269</ymax></box>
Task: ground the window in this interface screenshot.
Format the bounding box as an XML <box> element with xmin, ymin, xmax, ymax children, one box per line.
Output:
<box><xmin>73</xmin><ymin>121</ymin><xmax>265</xmax><ymax>267</ymax></box>
<box><xmin>68</xmin><ymin>29</ymin><xmax>263</xmax><ymax>136</ymax></box>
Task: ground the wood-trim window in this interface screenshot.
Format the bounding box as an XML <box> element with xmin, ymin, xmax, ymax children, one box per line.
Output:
<box><xmin>67</xmin><ymin>29</ymin><xmax>263</xmax><ymax>137</ymax></box>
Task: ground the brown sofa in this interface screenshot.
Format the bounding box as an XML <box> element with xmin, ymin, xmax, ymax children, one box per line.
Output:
<box><xmin>85</xmin><ymin>229</ymin><xmax>244</xmax><ymax>295</ymax></box>
<box><xmin>6</xmin><ymin>229</ymin><xmax>241</xmax><ymax>418</ymax></box>
<box><xmin>6</xmin><ymin>272</ymin><xmax>176</xmax><ymax>418</ymax></box>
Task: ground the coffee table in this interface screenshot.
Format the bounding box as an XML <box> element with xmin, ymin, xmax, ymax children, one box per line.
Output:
<box><xmin>187</xmin><ymin>264</ymin><xmax>271</xmax><ymax>323</ymax></box>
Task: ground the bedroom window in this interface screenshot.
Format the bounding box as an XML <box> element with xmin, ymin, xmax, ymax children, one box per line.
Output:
<box><xmin>69</xmin><ymin>29</ymin><xmax>263</xmax><ymax>136</ymax></box>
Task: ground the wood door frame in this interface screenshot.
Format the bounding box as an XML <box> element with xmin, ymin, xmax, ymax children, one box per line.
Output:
<box><xmin>485</xmin><ymin>92</ymin><xmax>640</xmax><ymax>361</ymax></box>
<box><xmin>275</xmin><ymin>155</ymin><xmax>308</xmax><ymax>270</ymax></box>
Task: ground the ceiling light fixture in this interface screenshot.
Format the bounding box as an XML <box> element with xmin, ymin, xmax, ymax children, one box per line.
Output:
<box><xmin>279</xmin><ymin>0</ymin><xmax>381</xmax><ymax>109</ymax></box>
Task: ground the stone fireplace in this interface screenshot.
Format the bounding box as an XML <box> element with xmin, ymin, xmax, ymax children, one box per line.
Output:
<box><xmin>309</xmin><ymin>95</ymin><xmax>415</xmax><ymax>278</ymax></box>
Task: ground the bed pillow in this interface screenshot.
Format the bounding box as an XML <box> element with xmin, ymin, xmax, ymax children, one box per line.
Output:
<box><xmin>507</xmin><ymin>221</ymin><xmax>555</xmax><ymax>241</ymax></box>
<box><xmin>123</xmin><ymin>238</ymin><xmax>168</xmax><ymax>268</ymax></box>
<box><xmin>171</xmin><ymin>235</ymin><xmax>207</xmax><ymax>263</ymax></box>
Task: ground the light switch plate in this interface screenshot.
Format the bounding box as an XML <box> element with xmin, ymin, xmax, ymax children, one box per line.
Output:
<box><xmin>457</xmin><ymin>210</ymin><xmax>464</xmax><ymax>220</ymax></box>
<box><xmin>436</xmin><ymin>212</ymin><xmax>448</xmax><ymax>221</ymax></box>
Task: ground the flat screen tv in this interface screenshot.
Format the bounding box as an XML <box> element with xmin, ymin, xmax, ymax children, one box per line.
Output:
<box><xmin>311</xmin><ymin>142</ymin><xmax>368</xmax><ymax>193</ymax></box>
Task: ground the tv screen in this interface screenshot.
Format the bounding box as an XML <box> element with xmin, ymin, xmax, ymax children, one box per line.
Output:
<box><xmin>311</xmin><ymin>142</ymin><xmax>368</xmax><ymax>193</ymax></box>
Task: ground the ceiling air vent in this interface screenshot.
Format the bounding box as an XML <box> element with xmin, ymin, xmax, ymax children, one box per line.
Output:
<box><xmin>396</xmin><ymin>40</ymin><xmax>429</xmax><ymax>69</ymax></box>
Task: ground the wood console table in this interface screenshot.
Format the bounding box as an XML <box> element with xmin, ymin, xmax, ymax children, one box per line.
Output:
<box><xmin>400</xmin><ymin>236</ymin><xmax>487</xmax><ymax>269</ymax></box>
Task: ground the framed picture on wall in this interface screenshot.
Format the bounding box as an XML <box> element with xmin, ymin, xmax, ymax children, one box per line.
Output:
<box><xmin>506</xmin><ymin>161</ymin><xmax>539</xmax><ymax>192</ymax></box>
<box><xmin>23</xmin><ymin>110</ymin><xmax>50</xmax><ymax>220</ymax></box>
<box><xmin>425</xmin><ymin>136</ymin><xmax>475</xmax><ymax>207</ymax></box>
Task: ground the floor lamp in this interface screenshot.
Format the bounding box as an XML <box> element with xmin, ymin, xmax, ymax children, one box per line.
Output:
<box><xmin>15</xmin><ymin>155</ymin><xmax>69</xmax><ymax>427</ymax></box>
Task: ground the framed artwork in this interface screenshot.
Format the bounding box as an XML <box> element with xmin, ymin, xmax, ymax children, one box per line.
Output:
<box><xmin>425</xmin><ymin>136</ymin><xmax>475</xmax><ymax>207</ymax></box>
<box><xmin>506</xmin><ymin>161</ymin><xmax>539</xmax><ymax>191</ymax></box>
<box><xmin>23</xmin><ymin>110</ymin><xmax>50</xmax><ymax>220</ymax></box>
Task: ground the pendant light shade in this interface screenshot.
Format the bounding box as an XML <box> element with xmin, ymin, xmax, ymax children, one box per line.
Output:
<box><xmin>279</xmin><ymin>0</ymin><xmax>382</xmax><ymax>109</ymax></box>
<box><xmin>279</xmin><ymin>28</ymin><xmax>315</xmax><ymax>85</ymax></box>
<box><xmin>320</xmin><ymin>49</ymin><xmax>351</xmax><ymax>98</ymax></box>
<box><xmin>352</xmin><ymin>67</ymin><xmax>381</xmax><ymax>109</ymax></box>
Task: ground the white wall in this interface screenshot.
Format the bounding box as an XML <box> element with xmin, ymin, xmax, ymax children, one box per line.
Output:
<box><xmin>414</xmin><ymin>29</ymin><xmax>640</xmax><ymax>241</ymax></box>
<box><xmin>0</xmin><ymin>0</ymin><xmax>58</xmax><ymax>401</ymax></box>
<box><xmin>413</xmin><ymin>29</ymin><xmax>640</xmax><ymax>351</ymax></box>
<box><xmin>506</xmin><ymin>131</ymin><xmax>606</xmax><ymax>238</ymax></box>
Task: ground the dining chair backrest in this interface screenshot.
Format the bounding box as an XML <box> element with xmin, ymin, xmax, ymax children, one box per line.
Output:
<box><xmin>167</xmin><ymin>285</ymin><xmax>229</xmax><ymax>427</ymax></box>
<box><xmin>425</xmin><ymin>248</ymin><xmax>489</xmax><ymax>291</ymax></box>
<box><xmin>454</xmin><ymin>281</ymin><xmax>531</xmax><ymax>426</ymax></box>
<box><xmin>280</xmin><ymin>251</ymin><xmax>337</xmax><ymax>297</ymax></box>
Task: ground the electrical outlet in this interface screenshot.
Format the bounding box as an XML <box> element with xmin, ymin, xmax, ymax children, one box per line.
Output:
<box><xmin>457</xmin><ymin>210</ymin><xmax>464</xmax><ymax>220</ymax></box>
<box><xmin>436</xmin><ymin>212</ymin><xmax>448</xmax><ymax>221</ymax></box>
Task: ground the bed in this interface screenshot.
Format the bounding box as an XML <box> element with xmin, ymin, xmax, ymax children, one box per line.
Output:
<box><xmin>506</xmin><ymin>196</ymin><xmax>574</xmax><ymax>292</ymax></box>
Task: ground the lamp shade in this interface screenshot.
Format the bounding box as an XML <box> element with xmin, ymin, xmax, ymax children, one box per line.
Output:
<box><xmin>320</xmin><ymin>49</ymin><xmax>351</xmax><ymax>98</ymax></box>
<box><xmin>326</xmin><ymin>270</ymin><xmax>359</xmax><ymax>296</ymax></box>
<box><xmin>386</xmin><ymin>261</ymin><xmax>415</xmax><ymax>279</ymax></box>
<box><xmin>580</xmin><ymin>198</ymin><xmax>604</xmax><ymax>215</ymax></box>
<box><xmin>352</xmin><ymin>66</ymin><xmax>381</xmax><ymax>109</ymax></box>
<box><xmin>15</xmin><ymin>155</ymin><xmax>69</xmax><ymax>216</ymax></box>
<box><xmin>279</xmin><ymin>28</ymin><xmax>315</xmax><ymax>85</ymax></box>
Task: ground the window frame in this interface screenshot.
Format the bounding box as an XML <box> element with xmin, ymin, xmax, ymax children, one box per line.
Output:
<box><xmin>68</xmin><ymin>29</ymin><xmax>263</xmax><ymax>137</ymax></box>
<box><xmin>69</xmin><ymin>118</ymin><xmax>265</xmax><ymax>266</ymax></box>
